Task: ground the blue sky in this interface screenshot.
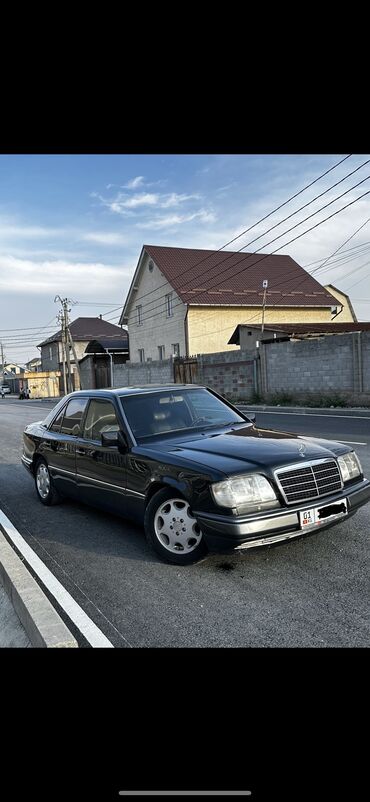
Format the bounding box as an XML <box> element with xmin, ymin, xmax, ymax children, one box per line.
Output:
<box><xmin>1</xmin><ymin>153</ymin><xmax>370</xmax><ymax>363</ymax></box>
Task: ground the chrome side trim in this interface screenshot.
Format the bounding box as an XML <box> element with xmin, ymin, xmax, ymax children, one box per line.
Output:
<box><xmin>48</xmin><ymin>465</ymin><xmax>76</xmax><ymax>476</ymax></box>
<box><xmin>45</xmin><ymin>464</ymin><xmax>145</xmax><ymax>497</ymax></box>
<box><xmin>77</xmin><ymin>474</ymin><xmax>145</xmax><ymax>497</ymax></box>
<box><xmin>21</xmin><ymin>455</ymin><xmax>32</xmax><ymax>465</ymax></box>
<box><xmin>76</xmin><ymin>474</ymin><xmax>126</xmax><ymax>492</ymax></box>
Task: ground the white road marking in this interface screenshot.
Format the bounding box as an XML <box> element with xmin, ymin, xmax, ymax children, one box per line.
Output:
<box><xmin>0</xmin><ymin>508</ymin><xmax>114</xmax><ymax>648</ymax></box>
<box><xmin>245</xmin><ymin>410</ymin><xmax>370</xmax><ymax>420</ymax></box>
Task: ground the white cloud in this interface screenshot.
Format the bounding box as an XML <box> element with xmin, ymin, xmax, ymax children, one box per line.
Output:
<box><xmin>0</xmin><ymin>221</ymin><xmax>67</xmax><ymax>240</ymax></box>
<box><xmin>82</xmin><ymin>232</ymin><xmax>127</xmax><ymax>245</ymax></box>
<box><xmin>0</xmin><ymin>255</ymin><xmax>132</xmax><ymax>295</ymax></box>
<box><xmin>139</xmin><ymin>209</ymin><xmax>217</xmax><ymax>229</ymax></box>
<box><xmin>97</xmin><ymin>190</ymin><xmax>201</xmax><ymax>215</ymax></box>
<box><xmin>122</xmin><ymin>176</ymin><xmax>145</xmax><ymax>189</ymax></box>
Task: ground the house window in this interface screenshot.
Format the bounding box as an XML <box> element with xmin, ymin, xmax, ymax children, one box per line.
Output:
<box><xmin>138</xmin><ymin>348</ymin><xmax>145</xmax><ymax>363</ymax></box>
<box><xmin>136</xmin><ymin>305</ymin><xmax>143</xmax><ymax>325</ymax></box>
<box><xmin>49</xmin><ymin>346</ymin><xmax>52</xmax><ymax>359</ymax></box>
<box><xmin>172</xmin><ymin>343</ymin><xmax>180</xmax><ymax>357</ymax></box>
<box><xmin>158</xmin><ymin>345</ymin><xmax>165</xmax><ymax>361</ymax></box>
<box><xmin>165</xmin><ymin>293</ymin><xmax>173</xmax><ymax>317</ymax></box>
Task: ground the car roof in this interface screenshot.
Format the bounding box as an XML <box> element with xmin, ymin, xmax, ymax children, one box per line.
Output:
<box><xmin>64</xmin><ymin>385</ymin><xmax>204</xmax><ymax>398</ymax></box>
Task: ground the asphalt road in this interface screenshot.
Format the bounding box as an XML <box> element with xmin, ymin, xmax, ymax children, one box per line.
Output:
<box><xmin>0</xmin><ymin>397</ymin><xmax>369</xmax><ymax>647</ymax></box>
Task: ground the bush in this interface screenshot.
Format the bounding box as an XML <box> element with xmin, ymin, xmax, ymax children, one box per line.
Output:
<box><xmin>266</xmin><ymin>392</ymin><xmax>294</xmax><ymax>406</ymax></box>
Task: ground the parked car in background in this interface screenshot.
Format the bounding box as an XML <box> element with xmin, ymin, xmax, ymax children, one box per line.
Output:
<box><xmin>0</xmin><ymin>385</ymin><xmax>11</xmax><ymax>394</ymax></box>
<box><xmin>21</xmin><ymin>385</ymin><xmax>370</xmax><ymax>565</ymax></box>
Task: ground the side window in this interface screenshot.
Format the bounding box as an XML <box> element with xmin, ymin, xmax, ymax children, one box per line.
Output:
<box><xmin>60</xmin><ymin>398</ymin><xmax>88</xmax><ymax>436</ymax></box>
<box><xmin>49</xmin><ymin>405</ymin><xmax>67</xmax><ymax>433</ymax></box>
<box><xmin>82</xmin><ymin>400</ymin><xmax>120</xmax><ymax>442</ymax></box>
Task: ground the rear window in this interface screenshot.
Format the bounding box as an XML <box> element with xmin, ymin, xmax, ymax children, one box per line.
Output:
<box><xmin>60</xmin><ymin>398</ymin><xmax>88</xmax><ymax>436</ymax></box>
<box><xmin>43</xmin><ymin>397</ymin><xmax>69</xmax><ymax>428</ymax></box>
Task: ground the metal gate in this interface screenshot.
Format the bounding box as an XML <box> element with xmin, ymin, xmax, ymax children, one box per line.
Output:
<box><xmin>173</xmin><ymin>357</ymin><xmax>198</xmax><ymax>384</ymax></box>
<box><xmin>94</xmin><ymin>357</ymin><xmax>110</xmax><ymax>388</ymax></box>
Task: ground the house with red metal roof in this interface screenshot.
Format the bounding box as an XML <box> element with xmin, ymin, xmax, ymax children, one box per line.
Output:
<box><xmin>38</xmin><ymin>317</ymin><xmax>129</xmax><ymax>390</ymax></box>
<box><xmin>120</xmin><ymin>245</ymin><xmax>356</xmax><ymax>361</ymax></box>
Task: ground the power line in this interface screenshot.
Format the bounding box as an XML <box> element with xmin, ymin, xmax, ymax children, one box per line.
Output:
<box><xmin>127</xmin><ymin>164</ymin><xmax>370</xmax><ymax>321</ymax></box>
<box><xmin>340</xmin><ymin>265</ymin><xmax>370</xmax><ymax>293</ymax></box>
<box><xmin>121</xmin><ymin>185</ymin><xmax>370</xmax><ymax>332</ymax></box>
<box><xmin>0</xmin><ymin>325</ymin><xmax>56</xmax><ymax>333</ymax></box>
<box><xmin>308</xmin><ymin>214</ymin><xmax>370</xmax><ymax>276</ymax></box>
<box><xmin>119</xmin><ymin>154</ymin><xmax>353</xmax><ymax>316</ymax></box>
<box><xmin>174</xmin><ymin>156</ymin><xmax>369</xmax><ymax>295</ymax></box>
<box><xmin>303</xmin><ymin>239</ymin><xmax>370</xmax><ymax>267</ymax></box>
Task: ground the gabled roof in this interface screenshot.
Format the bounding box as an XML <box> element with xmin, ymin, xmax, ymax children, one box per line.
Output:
<box><xmin>121</xmin><ymin>245</ymin><xmax>338</xmax><ymax>319</ymax></box>
<box><xmin>228</xmin><ymin>321</ymin><xmax>370</xmax><ymax>344</ymax></box>
<box><xmin>324</xmin><ymin>284</ymin><xmax>357</xmax><ymax>322</ymax></box>
<box><xmin>38</xmin><ymin>317</ymin><xmax>129</xmax><ymax>348</ymax></box>
<box><xmin>85</xmin><ymin>336</ymin><xmax>129</xmax><ymax>353</ymax></box>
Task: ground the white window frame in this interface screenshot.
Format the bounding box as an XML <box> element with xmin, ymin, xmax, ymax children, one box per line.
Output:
<box><xmin>172</xmin><ymin>343</ymin><xmax>180</xmax><ymax>357</ymax></box>
<box><xmin>136</xmin><ymin>304</ymin><xmax>143</xmax><ymax>326</ymax></box>
<box><xmin>138</xmin><ymin>348</ymin><xmax>145</xmax><ymax>363</ymax></box>
<box><xmin>165</xmin><ymin>293</ymin><xmax>173</xmax><ymax>318</ymax></box>
<box><xmin>158</xmin><ymin>345</ymin><xmax>165</xmax><ymax>361</ymax></box>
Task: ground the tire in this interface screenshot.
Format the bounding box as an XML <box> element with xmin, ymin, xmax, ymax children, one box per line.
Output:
<box><xmin>34</xmin><ymin>458</ymin><xmax>62</xmax><ymax>506</ymax></box>
<box><xmin>144</xmin><ymin>488</ymin><xmax>208</xmax><ymax>565</ymax></box>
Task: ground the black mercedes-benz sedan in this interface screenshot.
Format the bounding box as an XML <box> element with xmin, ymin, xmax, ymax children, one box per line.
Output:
<box><xmin>21</xmin><ymin>385</ymin><xmax>370</xmax><ymax>565</ymax></box>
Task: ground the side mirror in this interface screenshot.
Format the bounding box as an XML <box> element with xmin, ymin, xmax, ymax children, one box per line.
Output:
<box><xmin>101</xmin><ymin>429</ymin><xmax>129</xmax><ymax>453</ymax></box>
<box><xmin>247</xmin><ymin>412</ymin><xmax>256</xmax><ymax>423</ymax></box>
<box><xmin>101</xmin><ymin>430</ymin><xmax>119</xmax><ymax>447</ymax></box>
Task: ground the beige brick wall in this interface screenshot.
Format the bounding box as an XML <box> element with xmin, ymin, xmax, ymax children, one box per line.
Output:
<box><xmin>187</xmin><ymin>305</ymin><xmax>336</xmax><ymax>355</ymax></box>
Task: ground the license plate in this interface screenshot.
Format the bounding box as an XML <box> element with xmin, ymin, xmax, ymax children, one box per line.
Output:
<box><xmin>299</xmin><ymin>498</ymin><xmax>348</xmax><ymax>528</ymax></box>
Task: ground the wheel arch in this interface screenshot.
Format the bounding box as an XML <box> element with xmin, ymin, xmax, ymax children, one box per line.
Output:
<box><xmin>32</xmin><ymin>452</ymin><xmax>45</xmax><ymax>474</ymax></box>
<box><xmin>145</xmin><ymin>477</ymin><xmax>189</xmax><ymax>508</ymax></box>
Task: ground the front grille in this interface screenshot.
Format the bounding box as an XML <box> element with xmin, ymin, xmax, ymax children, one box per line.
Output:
<box><xmin>275</xmin><ymin>459</ymin><xmax>342</xmax><ymax>504</ymax></box>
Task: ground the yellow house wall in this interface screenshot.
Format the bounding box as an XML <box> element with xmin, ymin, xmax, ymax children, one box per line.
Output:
<box><xmin>323</xmin><ymin>286</ymin><xmax>356</xmax><ymax>322</ymax></box>
<box><xmin>23</xmin><ymin>371</ymin><xmax>61</xmax><ymax>398</ymax></box>
<box><xmin>187</xmin><ymin>306</ymin><xmax>336</xmax><ymax>355</ymax></box>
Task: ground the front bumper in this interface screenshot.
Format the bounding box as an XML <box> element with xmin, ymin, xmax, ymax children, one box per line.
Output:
<box><xmin>21</xmin><ymin>454</ymin><xmax>33</xmax><ymax>474</ymax></box>
<box><xmin>195</xmin><ymin>478</ymin><xmax>370</xmax><ymax>552</ymax></box>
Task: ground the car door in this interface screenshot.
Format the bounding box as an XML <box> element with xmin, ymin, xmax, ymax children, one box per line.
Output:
<box><xmin>75</xmin><ymin>397</ymin><xmax>127</xmax><ymax>515</ymax></box>
<box><xmin>41</xmin><ymin>397</ymin><xmax>89</xmax><ymax>497</ymax></box>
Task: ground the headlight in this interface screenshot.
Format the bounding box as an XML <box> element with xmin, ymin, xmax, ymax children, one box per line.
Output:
<box><xmin>338</xmin><ymin>452</ymin><xmax>362</xmax><ymax>483</ymax></box>
<box><xmin>211</xmin><ymin>474</ymin><xmax>277</xmax><ymax>508</ymax></box>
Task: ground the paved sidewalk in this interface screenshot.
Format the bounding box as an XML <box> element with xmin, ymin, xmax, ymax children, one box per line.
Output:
<box><xmin>0</xmin><ymin>583</ymin><xmax>31</xmax><ymax>647</ymax></box>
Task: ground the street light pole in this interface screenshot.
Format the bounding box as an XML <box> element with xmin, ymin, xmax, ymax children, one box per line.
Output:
<box><xmin>261</xmin><ymin>279</ymin><xmax>268</xmax><ymax>338</ymax></box>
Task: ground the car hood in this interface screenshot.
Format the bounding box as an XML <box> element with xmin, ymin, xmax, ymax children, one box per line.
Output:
<box><xmin>147</xmin><ymin>423</ymin><xmax>349</xmax><ymax>476</ymax></box>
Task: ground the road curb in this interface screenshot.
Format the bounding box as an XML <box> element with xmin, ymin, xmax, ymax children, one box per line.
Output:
<box><xmin>0</xmin><ymin>529</ymin><xmax>78</xmax><ymax>648</ymax></box>
<box><xmin>237</xmin><ymin>405</ymin><xmax>370</xmax><ymax>418</ymax></box>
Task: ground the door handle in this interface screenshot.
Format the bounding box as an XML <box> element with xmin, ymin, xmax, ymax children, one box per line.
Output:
<box><xmin>76</xmin><ymin>448</ymin><xmax>97</xmax><ymax>458</ymax></box>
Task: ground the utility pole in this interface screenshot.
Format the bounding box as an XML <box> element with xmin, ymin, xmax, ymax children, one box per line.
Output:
<box><xmin>0</xmin><ymin>341</ymin><xmax>4</xmax><ymax>380</ymax></box>
<box><xmin>66</xmin><ymin>327</ymin><xmax>81</xmax><ymax>389</ymax></box>
<box><xmin>54</xmin><ymin>296</ymin><xmax>74</xmax><ymax>393</ymax></box>
<box><xmin>56</xmin><ymin>310</ymin><xmax>67</xmax><ymax>395</ymax></box>
<box><xmin>261</xmin><ymin>279</ymin><xmax>268</xmax><ymax>338</ymax></box>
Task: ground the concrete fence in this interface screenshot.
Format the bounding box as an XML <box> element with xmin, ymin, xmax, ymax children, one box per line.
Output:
<box><xmin>84</xmin><ymin>332</ymin><xmax>370</xmax><ymax>405</ymax></box>
<box><xmin>259</xmin><ymin>331</ymin><xmax>370</xmax><ymax>402</ymax></box>
<box><xmin>112</xmin><ymin>359</ymin><xmax>173</xmax><ymax>388</ymax></box>
<box><xmin>111</xmin><ymin>351</ymin><xmax>257</xmax><ymax>401</ymax></box>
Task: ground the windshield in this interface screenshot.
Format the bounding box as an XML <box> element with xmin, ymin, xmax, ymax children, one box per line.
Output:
<box><xmin>120</xmin><ymin>388</ymin><xmax>246</xmax><ymax>440</ymax></box>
